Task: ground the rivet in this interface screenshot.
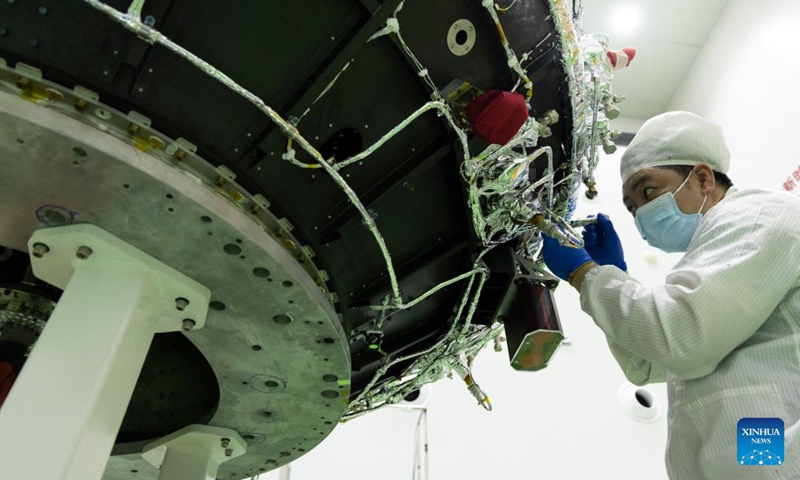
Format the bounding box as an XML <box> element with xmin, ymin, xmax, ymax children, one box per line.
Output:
<box><xmin>76</xmin><ymin>246</ymin><xmax>93</xmax><ymax>259</ymax></box>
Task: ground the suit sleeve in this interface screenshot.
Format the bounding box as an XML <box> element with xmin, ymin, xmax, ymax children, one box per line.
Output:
<box><xmin>580</xmin><ymin>201</ymin><xmax>800</xmax><ymax>380</ymax></box>
<box><xmin>606</xmin><ymin>339</ymin><xmax>667</xmax><ymax>385</ymax></box>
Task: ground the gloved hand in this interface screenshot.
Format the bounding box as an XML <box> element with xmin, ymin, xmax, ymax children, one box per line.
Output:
<box><xmin>542</xmin><ymin>234</ymin><xmax>594</xmax><ymax>281</ymax></box>
<box><xmin>582</xmin><ymin>213</ymin><xmax>627</xmax><ymax>271</ymax></box>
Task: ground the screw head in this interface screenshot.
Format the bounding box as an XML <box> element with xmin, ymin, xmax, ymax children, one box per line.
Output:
<box><xmin>29</xmin><ymin>38</ymin><xmax>39</xmax><ymax>47</ymax></box>
<box><xmin>143</xmin><ymin>15</ymin><xmax>155</xmax><ymax>26</ymax></box>
<box><xmin>32</xmin><ymin>243</ymin><xmax>49</xmax><ymax>258</ymax></box>
<box><xmin>175</xmin><ymin>297</ymin><xmax>189</xmax><ymax>311</ymax></box>
<box><xmin>181</xmin><ymin>319</ymin><xmax>196</xmax><ymax>332</ymax></box>
<box><xmin>76</xmin><ymin>246</ymin><xmax>92</xmax><ymax>259</ymax></box>
<box><xmin>38</xmin><ymin>6</ymin><xmax>47</xmax><ymax>15</ymax></box>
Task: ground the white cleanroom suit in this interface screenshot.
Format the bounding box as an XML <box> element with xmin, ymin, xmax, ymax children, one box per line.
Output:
<box><xmin>581</xmin><ymin>188</ymin><xmax>800</xmax><ymax>479</ymax></box>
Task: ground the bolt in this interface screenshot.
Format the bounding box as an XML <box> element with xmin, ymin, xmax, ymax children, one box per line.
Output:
<box><xmin>221</xmin><ymin>438</ymin><xmax>231</xmax><ymax>448</ymax></box>
<box><xmin>29</xmin><ymin>38</ymin><xmax>39</xmax><ymax>47</ymax></box>
<box><xmin>32</xmin><ymin>243</ymin><xmax>49</xmax><ymax>258</ymax></box>
<box><xmin>76</xmin><ymin>246</ymin><xmax>92</xmax><ymax>259</ymax></box>
<box><xmin>38</xmin><ymin>6</ymin><xmax>47</xmax><ymax>15</ymax></box>
<box><xmin>181</xmin><ymin>319</ymin><xmax>196</xmax><ymax>332</ymax></box>
<box><xmin>225</xmin><ymin>448</ymin><xmax>233</xmax><ymax>457</ymax></box>
<box><xmin>175</xmin><ymin>297</ymin><xmax>189</xmax><ymax>311</ymax></box>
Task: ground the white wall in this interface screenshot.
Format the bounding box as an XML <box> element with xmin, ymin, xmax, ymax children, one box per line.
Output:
<box><xmin>668</xmin><ymin>0</ymin><xmax>800</xmax><ymax>195</ymax></box>
<box><xmin>257</xmin><ymin>146</ymin><xmax>681</xmax><ymax>480</ymax></box>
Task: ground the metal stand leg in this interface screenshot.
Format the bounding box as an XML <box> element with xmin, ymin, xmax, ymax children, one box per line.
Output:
<box><xmin>0</xmin><ymin>225</ymin><xmax>210</xmax><ymax>480</ymax></box>
<box><xmin>142</xmin><ymin>425</ymin><xmax>246</xmax><ymax>480</ymax></box>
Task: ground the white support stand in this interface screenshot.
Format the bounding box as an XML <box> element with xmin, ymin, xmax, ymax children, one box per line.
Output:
<box><xmin>0</xmin><ymin>224</ymin><xmax>210</xmax><ymax>480</ymax></box>
<box><xmin>142</xmin><ymin>425</ymin><xmax>247</xmax><ymax>480</ymax></box>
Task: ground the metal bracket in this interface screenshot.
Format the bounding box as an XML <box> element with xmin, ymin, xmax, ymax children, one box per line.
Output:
<box><xmin>0</xmin><ymin>224</ymin><xmax>210</xmax><ymax>480</ymax></box>
<box><xmin>142</xmin><ymin>425</ymin><xmax>247</xmax><ymax>480</ymax></box>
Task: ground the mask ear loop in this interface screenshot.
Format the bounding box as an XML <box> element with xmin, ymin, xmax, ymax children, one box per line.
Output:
<box><xmin>673</xmin><ymin>171</ymin><xmax>693</xmax><ymax>195</ymax></box>
<box><xmin>697</xmin><ymin>194</ymin><xmax>708</xmax><ymax>214</ymax></box>
<box><xmin>674</xmin><ymin>170</ymin><xmax>707</xmax><ymax>213</ymax></box>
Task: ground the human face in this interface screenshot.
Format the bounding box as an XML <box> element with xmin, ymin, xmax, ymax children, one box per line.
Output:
<box><xmin>622</xmin><ymin>167</ymin><xmax>706</xmax><ymax>218</ymax></box>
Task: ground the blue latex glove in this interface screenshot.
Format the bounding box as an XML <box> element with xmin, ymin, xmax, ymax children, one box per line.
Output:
<box><xmin>541</xmin><ymin>234</ymin><xmax>593</xmax><ymax>281</ymax></box>
<box><xmin>582</xmin><ymin>213</ymin><xmax>627</xmax><ymax>271</ymax></box>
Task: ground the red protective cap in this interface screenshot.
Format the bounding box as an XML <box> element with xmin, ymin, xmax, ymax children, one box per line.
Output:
<box><xmin>0</xmin><ymin>362</ymin><xmax>15</xmax><ymax>411</ymax></box>
<box><xmin>622</xmin><ymin>48</ymin><xmax>637</xmax><ymax>64</ymax></box>
<box><xmin>465</xmin><ymin>90</ymin><xmax>529</xmax><ymax>145</ymax></box>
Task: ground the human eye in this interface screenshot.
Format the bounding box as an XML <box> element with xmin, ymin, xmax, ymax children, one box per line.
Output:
<box><xmin>643</xmin><ymin>187</ymin><xmax>656</xmax><ymax>199</ymax></box>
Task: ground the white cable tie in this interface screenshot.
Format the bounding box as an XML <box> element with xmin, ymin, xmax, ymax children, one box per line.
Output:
<box><xmin>282</xmin><ymin>148</ymin><xmax>296</xmax><ymax>162</ymax></box>
<box><xmin>368</xmin><ymin>17</ymin><xmax>401</xmax><ymax>42</ymax></box>
<box><xmin>417</xmin><ymin>69</ymin><xmax>429</xmax><ymax>77</ymax></box>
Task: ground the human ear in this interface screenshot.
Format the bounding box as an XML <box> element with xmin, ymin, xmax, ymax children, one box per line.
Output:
<box><xmin>694</xmin><ymin>163</ymin><xmax>716</xmax><ymax>195</ymax></box>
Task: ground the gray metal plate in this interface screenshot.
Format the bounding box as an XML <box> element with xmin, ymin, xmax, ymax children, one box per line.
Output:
<box><xmin>0</xmin><ymin>87</ymin><xmax>350</xmax><ymax>479</ymax></box>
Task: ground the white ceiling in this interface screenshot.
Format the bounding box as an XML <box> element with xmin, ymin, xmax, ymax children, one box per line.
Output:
<box><xmin>579</xmin><ymin>0</ymin><xmax>729</xmax><ymax>120</ymax></box>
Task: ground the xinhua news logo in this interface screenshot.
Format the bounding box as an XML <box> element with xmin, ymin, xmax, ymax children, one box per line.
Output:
<box><xmin>738</xmin><ymin>418</ymin><xmax>784</xmax><ymax>466</ymax></box>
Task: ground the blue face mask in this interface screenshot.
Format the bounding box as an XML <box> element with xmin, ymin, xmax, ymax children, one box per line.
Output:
<box><xmin>634</xmin><ymin>172</ymin><xmax>707</xmax><ymax>253</ymax></box>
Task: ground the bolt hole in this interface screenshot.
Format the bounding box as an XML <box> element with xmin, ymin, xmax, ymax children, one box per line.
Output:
<box><xmin>265</xmin><ymin>380</ymin><xmax>280</xmax><ymax>388</ymax></box>
<box><xmin>209</xmin><ymin>301</ymin><xmax>226</xmax><ymax>311</ymax></box>
<box><xmin>243</xmin><ymin>434</ymin><xmax>255</xmax><ymax>440</ymax></box>
<box><xmin>167</xmin><ymin>207</ymin><xmax>174</xmax><ymax>213</ymax></box>
<box><xmin>43</xmin><ymin>209</ymin><xmax>67</xmax><ymax>225</ymax></box>
<box><xmin>321</xmin><ymin>390</ymin><xmax>340</xmax><ymax>399</ymax></box>
<box><xmin>123</xmin><ymin>183</ymin><xmax>130</xmax><ymax>189</ymax></box>
<box><xmin>455</xmin><ymin>29</ymin><xmax>468</xmax><ymax>46</ymax></box>
<box><xmin>273</xmin><ymin>314</ymin><xmax>292</xmax><ymax>325</ymax></box>
<box><xmin>263</xmin><ymin>411</ymin><xmax>273</xmax><ymax>417</ymax></box>
<box><xmin>200</xmin><ymin>215</ymin><xmax>212</xmax><ymax>223</ymax></box>
<box><xmin>165</xmin><ymin>193</ymin><xmax>174</xmax><ymax>199</ymax></box>
<box><xmin>251</xmin><ymin>345</ymin><xmax>262</xmax><ymax>351</ymax></box>
<box><xmin>16</xmin><ymin>139</ymin><xmax>24</xmax><ymax>145</ymax></box>
<box><xmin>282</xmin><ymin>281</ymin><xmax>294</xmax><ymax>288</ymax></box>
<box><xmin>94</xmin><ymin>108</ymin><xmax>112</xmax><ymax>120</ymax></box>
<box><xmin>323</xmin><ymin>374</ymin><xmax>338</xmax><ymax>383</ymax></box>
<box><xmin>235</xmin><ymin>238</ymin><xmax>243</xmax><ymax>244</ymax></box>
<box><xmin>253</xmin><ymin>267</ymin><xmax>270</xmax><ymax>278</ymax></box>
<box><xmin>323</xmin><ymin>337</ymin><xmax>335</xmax><ymax>344</ymax></box>
<box><xmin>223</xmin><ymin>243</ymin><xmax>242</xmax><ymax>255</ymax></box>
<box><xmin>72</xmin><ymin>147</ymin><xmax>88</xmax><ymax>157</ymax></box>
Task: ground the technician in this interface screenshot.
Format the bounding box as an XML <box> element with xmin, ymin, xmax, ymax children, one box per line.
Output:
<box><xmin>542</xmin><ymin>111</ymin><xmax>800</xmax><ymax>479</ymax></box>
